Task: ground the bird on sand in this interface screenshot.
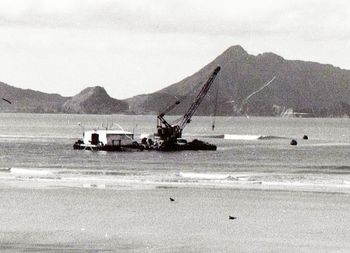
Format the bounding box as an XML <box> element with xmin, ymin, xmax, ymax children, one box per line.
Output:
<box><xmin>169</xmin><ymin>197</ymin><xmax>175</xmax><ymax>202</ymax></box>
<box><xmin>229</xmin><ymin>216</ymin><xmax>237</xmax><ymax>220</ymax></box>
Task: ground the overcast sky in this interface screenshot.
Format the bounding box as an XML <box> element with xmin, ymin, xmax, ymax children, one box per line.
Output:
<box><xmin>0</xmin><ymin>0</ymin><xmax>349</xmax><ymax>99</ymax></box>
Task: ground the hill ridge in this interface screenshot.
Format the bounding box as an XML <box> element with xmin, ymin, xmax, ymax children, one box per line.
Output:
<box><xmin>126</xmin><ymin>45</ymin><xmax>350</xmax><ymax>117</ymax></box>
<box><xmin>1</xmin><ymin>45</ymin><xmax>350</xmax><ymax>117</ymax></box>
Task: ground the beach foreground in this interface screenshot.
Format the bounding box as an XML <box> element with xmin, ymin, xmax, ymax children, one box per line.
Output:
<box><xmin>0</xmin><ymin>186</ymin><xmax>349</xmax><ymax>252</ymax></box>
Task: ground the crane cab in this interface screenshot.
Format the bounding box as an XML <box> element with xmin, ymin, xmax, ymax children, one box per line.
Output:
<box><xmin>156</xmin><ymin>125</ymin><xmax>182</xmax><ymax>141</ymax></box>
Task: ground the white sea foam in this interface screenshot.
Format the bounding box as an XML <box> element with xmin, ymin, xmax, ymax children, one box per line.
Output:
<box><xmin>178</xmin><ymin>172</ymin><xmax>230</xmax><ymax>180</ymax></box>
<box><xmin>1</xmin><ymin>171</ymin><xmax>349</xmax><ymax>193</ymax></box>
<box><xmin>0</xmin><ymin>134</ymin><xmax>68</xmax><ymax>139</ymax></box>
<box><xmin>201</xmin><ymin>134</ymin><xmax>285</xmax><ymax>140</ymax></box>
<box><xmin>2</xmin><ymin>168</ymin><xmax>349</xmax><ymax>194</ymax></box>
<box><xmin>224</xmin><ymin>134</ymin><xmax>262</xmax><ymax>140</ymax></box>
<box><xmin>177</xmin><ymin>172</ymin><xmax>254</xmax><ymax>181</ymax></box>
<box><xmin>10</xmin><ymin>168</ymin><xmax>55</xmax><ymax>176</ymax></box>
<box><xmin>261</xmin><ymin>180</ymin><xmax>350</xmax><ymax>191</ymax></box>
<box><xmin>303</xmin><ymin>143</ymin><xmax>350</xmax><ymax>147</ymax></box>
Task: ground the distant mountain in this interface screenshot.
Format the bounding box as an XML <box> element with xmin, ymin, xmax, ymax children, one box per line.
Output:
<box><xmin>62</xmin><ymin>86</ymin><xmax>128</xmax><ymax>114</ymax></box>
<box><xmin>126</xmin><ymin>45</ymin><xmax>350</xmax><ymax>117</ymax></box>
<box><xmin>0</xmin><ymin>82</ymin><xmax>128</xmax><ymax>114</ymax></box>
<box><xmin>0</xmin><ymin>81</ymin><xmax>68</xmax><ymax>113</ymax></box>
<box><xmin>2</xmin><ymin>45</ymin><xmax>350</xmax><ymax>117</ymax></box>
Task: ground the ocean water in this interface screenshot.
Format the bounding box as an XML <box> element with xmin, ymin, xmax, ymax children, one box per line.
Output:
<box><xmin>0</xmin><ymin>113</ymin><xmax>349</xmax><ymax>193</ymax></box>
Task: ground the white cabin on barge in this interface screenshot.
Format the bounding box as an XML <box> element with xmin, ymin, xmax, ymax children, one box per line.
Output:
<box><xmin>74</xmin><ymin>127</ymin><xmax>143</xmax><ymax>151</ymax></box>
<box><xmin>83</xmin><ymin>129</ymin><xmax>134</xmax><ymax>146</ymax></box>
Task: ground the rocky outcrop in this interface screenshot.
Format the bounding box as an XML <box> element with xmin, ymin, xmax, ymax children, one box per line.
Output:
<box><xmin>62</xmin><ymin>86</ymin><xmax>128</xmax><ymax>114</ymax></box>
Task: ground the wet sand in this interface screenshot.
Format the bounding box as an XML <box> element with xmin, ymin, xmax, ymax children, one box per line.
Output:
<box><xmin>0</xmin><ymin>186</ymin><xmax>349</xmax><ymax>252</ymax></box>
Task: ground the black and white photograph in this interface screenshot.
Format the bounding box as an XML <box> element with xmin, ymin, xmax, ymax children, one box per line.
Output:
<box><xmin>0</xmin><ymin>0</ymin><xmax>349</xmax><ymax>252</ymax></box>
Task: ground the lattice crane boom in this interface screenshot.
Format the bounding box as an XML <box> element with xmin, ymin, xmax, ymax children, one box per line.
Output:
<box><xmin>179</xmin><ymin>66</ymin><xmax>221</xmax><ymax>130</ymax></box>
<box><xmin>156</xmin><ymin>66</ymin><xmax>221</xmax><ymax>142</ymax></box>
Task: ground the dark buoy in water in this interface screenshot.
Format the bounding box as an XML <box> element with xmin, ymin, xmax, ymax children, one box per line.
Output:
<box><xmin>303</xmin><ymin>135</ymin><xmax>308</xmax><ymax>140</ymax></box>
<box><xmin>169</xmin><ymin>197</ymin><xmax>175</xmax><ymax>202</ymax></box>
<box><xmin>290</xmin><ymin>139</ymin><xmax>298</xmax><ymax>146</ymax></box>
<box><xmin>229</xmin><ymin>216</ymin><xmax>237</xmax><ymax>220</ymax></box>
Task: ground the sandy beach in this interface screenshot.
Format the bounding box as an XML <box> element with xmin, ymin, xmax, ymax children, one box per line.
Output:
<box><xmin>0</xmin><ymin>186</ymin><xmax>349</xmax><ymax>252</ymax></box>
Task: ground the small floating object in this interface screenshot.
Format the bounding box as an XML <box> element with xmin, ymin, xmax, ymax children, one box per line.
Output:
<box><xmin>169</xmin><ymin>197</ymin><xmax>175</xmax><ymax>202</ymax></box>
<box><xmin>302</xmin><ymin>135</ymin><xmax>308</xmax><ymax>140</ymax></box>
<box><xmin>290</xmin><ymin>139</ymin><xmax>298</xmax><ymax>146</ymax></box>
<box><xmin>229</xmin><ymin>216</ymin><xmax>237</xmax><ymax>220</ymax></box>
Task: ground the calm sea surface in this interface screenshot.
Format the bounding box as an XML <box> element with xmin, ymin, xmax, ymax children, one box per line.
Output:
<box><xmin>0</xmin><ymin>113</ymin><xmax>349</xmax><ymax>193</ymax></box>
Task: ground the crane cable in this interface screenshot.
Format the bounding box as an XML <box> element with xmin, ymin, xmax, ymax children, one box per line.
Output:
<box><xmin>211</xmin><ymin>86</ymin><xmax>219</xmax><ymax>131</ymax></box>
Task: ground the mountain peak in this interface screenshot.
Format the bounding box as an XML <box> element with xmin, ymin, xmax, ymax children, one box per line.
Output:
<box><xmin>222</xmin><ymin>45</ymin><xmax>248</xmax><ymax>57</ymax></box>
<box><xmin>62</xmin><ymin>85</ymin><xmax>128</xmax><ymax>114</ymax></box>
<box><xmin>214</xmin><ymin>45</ymin><xmax>249</xmax><ymax>65</ymax></box>
<box><xmin>80</xmin><ymin>86</ymin><xmax>107</xmax><ymax>96</ymax></box>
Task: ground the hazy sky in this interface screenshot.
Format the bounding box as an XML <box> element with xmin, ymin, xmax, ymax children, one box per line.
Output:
<box><xmin>0</xmin><ymin>0</ymin><xmax>349</xmax><ymax>99</ymax></box>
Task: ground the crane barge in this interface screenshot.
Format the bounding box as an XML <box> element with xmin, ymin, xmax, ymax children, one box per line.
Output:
<box><xmin>154</xmin><ymin>66</ymin><xmax>221</xmax><ymax>151</ymax></box>
<box><xmin>73</xmin><ymin>66</ymin><xmax>221</xmax><ymax>152</ymax></box>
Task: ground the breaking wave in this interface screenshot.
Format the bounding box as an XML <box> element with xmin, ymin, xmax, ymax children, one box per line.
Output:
<box><xmin>9</xmin><ymin>167</ymin><xmax>55</xmax><ymax>177</ymax></box>
<box><xmin>177</xmin><ymin>172</ymin><xmax>230</xmax><ymax>180</ymax></box>
<box><xmin>177</xmin><ymin>172</ymin><xmax>261</xmax><ymax>184</ymax></box>
<box><xmin>224</xmin><ymin>134</ymin><xmax>287</xmax><ymax>140</ymax></box>
<box><xmin>0</xmin><ymin>134</ymin><xmax>68</xmax><ymax>140</ymax></box>
<box><xmin>186</xmin><ymin>133</ymin><xmax>288</xmax><ymax>140</ymax></box>
<box><xmin>0</xmin><ymin>168</ymin><xmax>349</xmax><ymax>193</ymax></box>
<box><xmin>196</xmin><ymin>134</ymin><xmax>287</xmax><ymax>140</ymax></box>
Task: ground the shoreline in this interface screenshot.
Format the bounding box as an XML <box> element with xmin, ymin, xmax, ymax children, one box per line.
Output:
<box><xmin>0</xmin><ymin>176</ymin><xmax>349</xmax><ymax>195</ymax></box>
